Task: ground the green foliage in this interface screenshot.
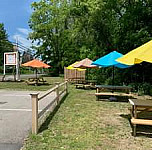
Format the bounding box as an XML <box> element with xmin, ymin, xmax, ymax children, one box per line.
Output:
<box><xmin>29</xmin><ymin>0</ymin><xmax>152</xmax><ymax>88</ymax></box>
<box><xmin>129</xmin><ymin>82</ymin><xmax>152</xmax><ymax>96</ymax></box>
<box><xmin>0</xmin><ymin>23</ymin><xmax>13</xmax><ymax>65</ymax></box>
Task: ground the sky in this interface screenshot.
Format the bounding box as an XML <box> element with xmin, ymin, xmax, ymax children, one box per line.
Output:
<box><xmin>0</xmin><ymin>0</ymin><xmax>38</xmax><ymax>49</ymax></box>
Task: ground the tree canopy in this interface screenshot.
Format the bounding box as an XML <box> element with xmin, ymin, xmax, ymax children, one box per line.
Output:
<box><xmin>29</xmin><ymin>0</ymin><xmax>152</xmax><ymax>91</ymax></box>
<box><xmin>0</xmin><ymin>23</ymin><xmax>13</xmax><ymax>65</ymax></box>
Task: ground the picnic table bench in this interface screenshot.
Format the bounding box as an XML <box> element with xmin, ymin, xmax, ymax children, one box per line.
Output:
<box><xmin>129</xmin><ymin>99</ymin><xmax>152</xmax><ymax>136</ymax></box>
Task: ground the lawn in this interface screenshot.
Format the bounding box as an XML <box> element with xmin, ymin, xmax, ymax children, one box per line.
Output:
<box><xmin>22</xmin><ymin>84</ymin><xmax>152</xmax><ymax>150</ymax></box>
<box><xmin>0</xmin><ymin>77</ymin><xmax>64</xmax><ymax>91</ymax></box>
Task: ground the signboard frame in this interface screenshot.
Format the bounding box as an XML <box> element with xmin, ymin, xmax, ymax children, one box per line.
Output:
<box><xmin>4</xmin><ymin>52</ymin><xmax>17</xmax><ymax>65</ymax></box>
<box><xmin>3</xmin><ymin>52</ymin><xmax>20</xmax><ymax>81</ymax></box>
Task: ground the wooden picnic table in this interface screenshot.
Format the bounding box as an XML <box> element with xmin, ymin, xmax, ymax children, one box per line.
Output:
<box><xmin>68</xmin><ymin>77</ymin><xmax>85</xmax><ymax>82</ymax></box>
<box><xmin>129</xmin><ymin>99</ymin><xmax>152</xmax><ymax>136</ymax></box>
<box><xmin>25</xmin><ymin>77</ymin><xmax>47</xmax><ymax>85</ymax></box>
<box><xmin>95</xmin><ymin>85</ymin><xmax>132</xmax><ymax>100</ymax></box>
<box><xmin>75</xmin><ymin>79</ymin><xmax>97</xmax><ymax>89</ymax></box>
<box><xmin>96</xmin><ymin>85</ymin><xmax>132</xmax><ymax>93</ymax></box>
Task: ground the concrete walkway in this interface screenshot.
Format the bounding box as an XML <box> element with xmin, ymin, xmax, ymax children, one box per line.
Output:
<box><xmin>0</xmin><ymin>90</ymin><xmax>56</xmax><ymax>150</ymax></box>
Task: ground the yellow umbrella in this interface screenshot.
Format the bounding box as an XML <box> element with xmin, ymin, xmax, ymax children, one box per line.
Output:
<box><xmin>117</xmin><ymin>40</ymin><xmax>152</xmax><ymax>65</ymax></box>
<box><xmin>66</xmin><ymin>62</ymin><xmax>86</xmax><ymax>71</ymax></box>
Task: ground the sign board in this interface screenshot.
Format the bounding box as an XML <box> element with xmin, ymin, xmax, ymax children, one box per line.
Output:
<box><xmin>5</xmin><ymin>52</ymin><xmax>17</xmax><ymax>65</ymax></box>
<box><xmin>3</xmin><ymin>52</ymin><xmax>20</xmax><ymax>81</ymax></box>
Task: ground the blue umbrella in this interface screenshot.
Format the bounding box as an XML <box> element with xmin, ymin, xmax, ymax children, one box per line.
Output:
<box><xmin>92</xmin><ymin>51</ymin><xmax>132</xmax><ymax>85</ymax></box>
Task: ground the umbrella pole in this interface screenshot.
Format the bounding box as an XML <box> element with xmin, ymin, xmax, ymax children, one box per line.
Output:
<box><xmin>36</xmin><ymin>68</ymin><xmax>38</xmax><ymax>85</ymax></box>
<box><xmin>86</xmin><ymin>69</ymin><xmax>88</xmax><ymax>83</ymax></box>
<box><xmin>76</xmin><ymin>69</ymin><xmax>77</xmax><ymax>84</ymax></box>
<box><xmin>112</xmin><ymin>66</ymin><xmax>114</xmax><ymax>86</ymax></box>
<box><xmin>109</xmin><ymin>66</ymin><xmax>117</xmax><ymax>101</ymax></box>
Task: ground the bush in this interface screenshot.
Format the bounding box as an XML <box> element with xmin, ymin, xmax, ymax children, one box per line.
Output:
<box><xmin>129</xmin><ymin>82</ymin><xmax>152</xmax><ymax>95</ymax></box>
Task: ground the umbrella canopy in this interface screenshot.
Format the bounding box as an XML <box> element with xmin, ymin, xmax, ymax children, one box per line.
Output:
<box><xmin>73</xmin><ymin>58</ymin><xmax>97</xmax><ymax>69</ymax></box>
<box><xmin>22</xmin><ymin>59</ymin><xmax>50</xmax><ymax>68</ymax></box>
<box><xmin>22</xmin><ymin>59</ymin><xmax>50</xmax><ymax>85</ymax></box>
<box><xmin>92</xmin><ymin>51</ymin><xmax>131</xmax><ymax>68</ymax></box>
<box><xmin>117</xmin><ymin>40</ymin><xmax>152</xmax><ymax>65</ymax></box>
<box><xmin>66</xmin><ymin>62</ymin><xmax>86</xmax><ymax>71</ymax></box>
<box><xmin>92</xmin><ymin>51</ymin><xmax>132</xmax><ymax>86</ymax></box>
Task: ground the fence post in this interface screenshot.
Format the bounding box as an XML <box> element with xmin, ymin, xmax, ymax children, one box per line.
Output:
<box><xmin>65</xmin><ymin>81</ymin><xmax>68</xmax><ymax>94</ymax></box>
<box><xmin>30</xmin><ymin>93</ymin><xmax>39</xmax><ymax>134</ymax></box>
<box><xmin>55</xmin><ymin>82</ymin><xmax>60</xmax><ymax>104</ymax></box>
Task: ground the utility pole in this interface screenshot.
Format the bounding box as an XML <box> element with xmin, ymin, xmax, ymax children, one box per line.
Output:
<box><xmin>14</xmin><ymin>37</ymin><xmax>20</xmax><ymax>81</ymax></box>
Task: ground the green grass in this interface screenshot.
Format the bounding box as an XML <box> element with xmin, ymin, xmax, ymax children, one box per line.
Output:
<box><xmin>0</xmin><ymin>77</ymin><xmax>64</xmax><ymax>91</ymax></box>
<box><xmin>22</xmin><ymin>85</ymin><xmax>152</xmax><ymax>150</ymax></box>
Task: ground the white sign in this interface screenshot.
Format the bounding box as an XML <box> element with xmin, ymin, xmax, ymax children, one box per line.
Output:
<box><xmin>3</xmin><ymin>52</ymin><xmax>20</xmax><ymax>81</ymax></box>
<box><xmin>5</xmin><ymin>52</ymin><xmax>17</xmax><ymax>65</ymax></box>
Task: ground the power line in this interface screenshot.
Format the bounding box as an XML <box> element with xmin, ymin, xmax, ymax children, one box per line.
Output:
<box><xmin>10</xmin><ymin>41</ymin><xmax>36</xmax><ymax>55</ymax></box>
<box><xmin>11</xmin><ymin>41</ymin><xmax>35</xmax><ymax>51</ymax></box>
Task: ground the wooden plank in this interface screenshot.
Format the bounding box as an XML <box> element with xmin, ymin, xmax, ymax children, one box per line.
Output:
<box><xmin>95</xmin><ymin>92</ymin><xmax>119</xmax><ymax>96</ymax></box>
<box><xmin>131</xmin><ymin>118</ymin><xmax>152</xmax><ymax>126</ymax></box>
<box><xmin>95</xmin><ymin>92</ymin><xmax>131</xmax><ymax>97</ymax></box>
<box><xmin>96</xmin><ymin>85</ymin><xmax>132</xmax><ymax>93</ymax></box>
<box><xmin>136</xmin><ymin>106</ymin><xmax>152</xmax><ymax>111</ymax></box>
<box><xmin>96</xmin><ymin>85</ymin><xmax>132</xmax><ymax>90</ymax></box>
<box><xmin>31</xmin><ymin>93</ymin><xmax>39</xmax><ymax>134</ymax></box>
<box><xmin>38</xmin><ymin>86</ymin><xmax>57</xmax><ymax>101</ymax></box>
<box><xmin>129</xmin><ymin>99</ymin><xmax>152</xmax><ymax>107</ymax></box>
<box><xmin>75</xmin><ymin>84</ymin><xmax>84</xmax><ymax>88</ymax></box>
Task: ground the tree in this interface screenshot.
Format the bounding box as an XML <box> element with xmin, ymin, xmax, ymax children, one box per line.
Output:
<box><xmin>29</xmin><ymin>0</ymin><xmax>72</xmax><ymax>74</ymax></box>
<box><xmin>29</xmin><ymin>0</ymin><xmax>100</xmax><ymax>74</ymax></box>
<box><xmin>0</xmin><ymin>23</ymin><xmax>13</xmax><ymax>65</ymax></box>
<box><xmin>29</xmin><ymin>0</ymin><xmax>152</xmax><ymax>87</ymax></box>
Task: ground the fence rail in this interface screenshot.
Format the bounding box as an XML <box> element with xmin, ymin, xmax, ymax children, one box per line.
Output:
<box><xmin>30</xmin><ymin>81</ymin><xmax>68</xmax><ymax>134</ymax></box>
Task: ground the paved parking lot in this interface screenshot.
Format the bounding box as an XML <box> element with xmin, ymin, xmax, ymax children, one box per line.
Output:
<box><xmin>0</xmin><ymin>90</ymin><xmax>56</xmax><ymax>150</ymax></box>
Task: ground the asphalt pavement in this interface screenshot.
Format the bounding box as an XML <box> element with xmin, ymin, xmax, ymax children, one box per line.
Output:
<box><xmin>0</xmin><ymin>90</ymin><xmax>56</xmax><ymax>150</ymax></box>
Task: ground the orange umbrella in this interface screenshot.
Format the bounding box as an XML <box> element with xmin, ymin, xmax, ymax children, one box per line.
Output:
<box><xmin>22</xmin><ymin>59</ymin><xmax>50</xmax><ymax>68</ymax></box>
<box><xmin>22</xmin><ymin>59</ymin><xmax>51</xmax><ymax>83</ymax></box>
<box><xmin>72</xmin><ymin>58</ymin><xmax>97</xmax><ymax>69</ymax></box>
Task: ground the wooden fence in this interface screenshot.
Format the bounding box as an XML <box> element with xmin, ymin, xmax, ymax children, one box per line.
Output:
<box><xmin>30</xmin><ymin>81</ymin><xmax>68</xmax><ymax>134</ymax></box>
<box><xmin>64</xmin><ymin>67</ymin><xmax>86</xmax><ymax>82</ymax></box>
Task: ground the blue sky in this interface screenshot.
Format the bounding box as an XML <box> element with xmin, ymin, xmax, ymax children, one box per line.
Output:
<box><xmin>0</xmin><ymin>0</ymin><xmax>38</xmax><ymax>48</ymax></box>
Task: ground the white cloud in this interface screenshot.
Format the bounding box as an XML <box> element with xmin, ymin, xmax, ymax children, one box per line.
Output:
<box><xmin>17</xmin><ymin>28</ymin><xmax>30</xmax><ymax>36</ymax></box>
<box><xmin>13</xmin><ymin>34</ymin><xmax>31</xmax><ymax>48</ymax></box>
<box><xmin>12</xmin><ymin>27</ymin><xmax>37</xmax><ymax>54</ymax></box>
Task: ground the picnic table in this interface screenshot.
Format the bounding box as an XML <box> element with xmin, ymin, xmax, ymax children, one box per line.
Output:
<box><xmin>25</xmin><ymin>77</ymin><xmax>47</xmax><ymax>85</ymax></box>
<box><xmin>95</xmin><ymin>85</ymin><xmax>132</xmax><ymax>100</ymax></box>
<box><xmin>68</xmin><ymin>77</ymin><xmax>85</xmax><ymax>83</ymax></box>
<box><xmin>96</xmin><ymin>85</ymin><xmax>132</xmax><ymax>93</ymax></box>
<box><xmin>129</xmin><ymin>99</ymin><xmax>152</xmax><ymax>136</ymax></box>
<box><xmin>75</xmin><ymin>79</ymin><xmax>97</xmax><ymax>89</ymax></box>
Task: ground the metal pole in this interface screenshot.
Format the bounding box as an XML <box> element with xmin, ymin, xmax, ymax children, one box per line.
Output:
<box><xmin>16</xmin><ymin>52</ymin><xmax>20</xmax><ymax>81</ymax></box>
<box><xmin>3</xmin><ymin>53</ymin><xmax>6</xmax><ymax>81</ymax></box>
<box><xmin>112</xmin><ymin>66</ymin><xmax>114</xmax><ymax>86</ymax></box>
<box><xmin>15</xmin><ymin>37</ymin><xmax>20</xmax><ymax>81</ymax></box>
